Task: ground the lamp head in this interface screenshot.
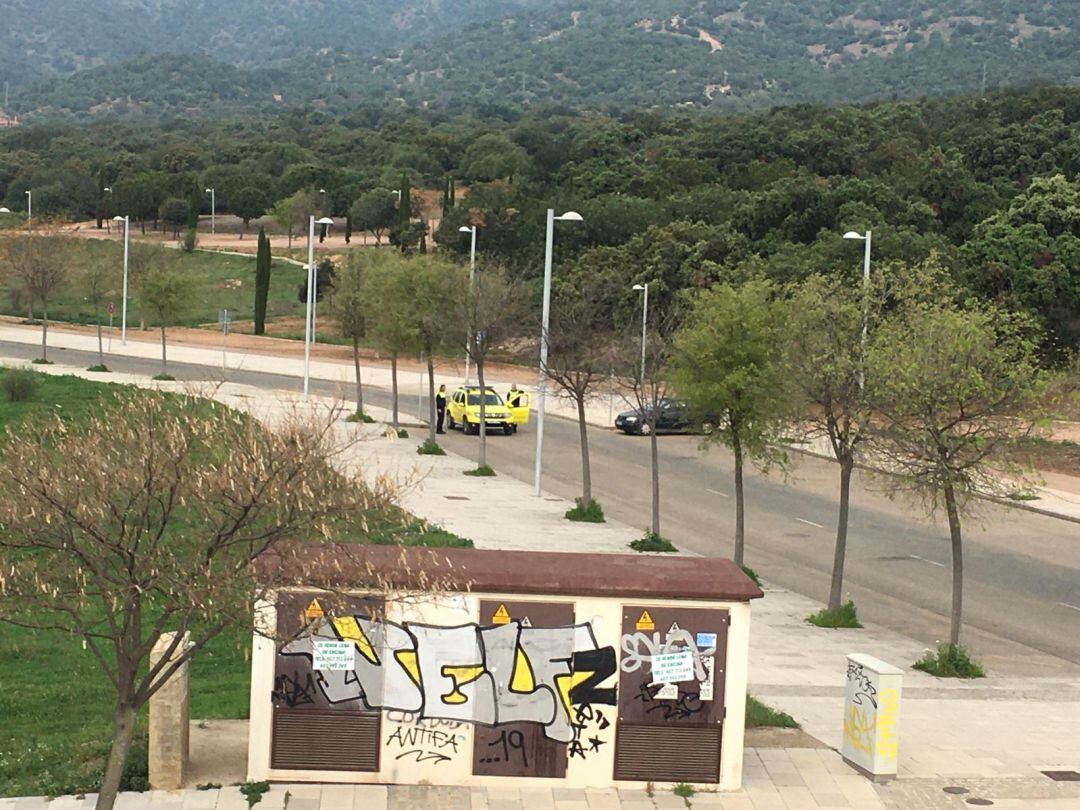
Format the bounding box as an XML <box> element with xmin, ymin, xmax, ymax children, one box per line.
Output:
<box><xmin>632</xmin><ymin>284</ymin><xmax>646</xmax><ymax>291</ymax></box>
<box><xmin>843</xmin><ymin>231</ymin><xmax>865</xmax><ymax>240</ymax></box>
<box><xmin>319</xmin><ymin>188</ymin><xmax>327</xmax><ymax>193</ymax></box>
<box><xmin>316</xmin><ymin>217</ymin><xmax>335</xmax><ymax>225</ymax></box>
<box><xmin>458</xmin><ymin>225</ymin><xmax>474</xmax><ymax>234</ymax></box>
<box><xmin>0</xmin><ymin>207</ymin><xmax>11</xmax><ymax>214</ymax></box>
<box><xmin>205</xmin><ymin>188</ymin><xmax>213</xmax><ymax>193</ymax></box>
<box><xmin>104</xmin><ymin>187</ymin><xmax>112</xmax><ymax>193</ymax></box>
<box><xmin>555</xmin><ymin>211</ymin><xmax>583</xmax><ymax>222</ymax></box>
<box><xmin>113</xmin><ymin>215</ymin><xmax>126</xmax><ymax>222</ymax></box>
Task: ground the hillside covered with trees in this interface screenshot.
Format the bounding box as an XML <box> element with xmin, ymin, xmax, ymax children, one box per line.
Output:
<box><xmin>4</xmin><ymin>0</ymin><xmax>1077</xmax><ymax>117</ymax></box>
<box><xmin>2</xmin><ymin>85</ymin><xmax>1077</xmax><ymax>360</ymax></box>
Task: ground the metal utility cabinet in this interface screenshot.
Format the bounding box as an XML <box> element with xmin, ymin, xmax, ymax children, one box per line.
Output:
<box><xmin>247</xmin><ymin>545</ymin><xmax>763</xmax><ymax>791</ymax></box>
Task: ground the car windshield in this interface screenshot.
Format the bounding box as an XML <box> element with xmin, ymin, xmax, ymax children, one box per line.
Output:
<box><xmin>467</xmin><ymin>393</ymin><xmax>504</xmax><ymax>406</ymax></box>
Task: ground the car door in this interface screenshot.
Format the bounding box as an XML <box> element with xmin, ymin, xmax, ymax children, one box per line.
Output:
<box><xmin>508</xmin><ymin>392</ymin><xmax>530</xmax><ymax>427</ymax></box>
<box><xmin>449</xmin><ymin>390</ymin><xmax>464</xmax><ymax>423</ymax></box>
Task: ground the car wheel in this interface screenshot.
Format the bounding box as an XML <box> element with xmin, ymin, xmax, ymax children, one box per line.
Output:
<box><xmin>639</xmin><ymin>423</ymin><xmax>652</xmax><ymax>436</ymax></box>
<box><xmin>447</xmin><ymin>413</ymin><xmax>456</xmax><ymax>430</ymax></box>
<box><xmin>464</xmin><ymin>417</ymin><xmax>476</xmax><ymax>436</ymax></box>
<box><xmin>503</xmin><ymin>425</ymin><xmax>513</xmax><ymax>436</ymax></box>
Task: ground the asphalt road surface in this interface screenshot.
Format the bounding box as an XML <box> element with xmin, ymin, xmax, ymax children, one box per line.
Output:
<box><xmin>4</xmin><ymin>340</ymin><xmax>1079</xmax><ymax>672</ymax></box>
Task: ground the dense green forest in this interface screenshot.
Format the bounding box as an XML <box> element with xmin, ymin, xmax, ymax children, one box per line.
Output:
<box><xmin>2</xmin><ymin>86</ymin><xmax>1078</xmax><ymax>360</ymax></box>
<box><xmin>4</xmin><ymin>0</ymin><xmax>1077</xmax><ymax>117</ymax></box>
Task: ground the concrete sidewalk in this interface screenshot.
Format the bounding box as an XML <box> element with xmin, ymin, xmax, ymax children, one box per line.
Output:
<box><xmin>3</xmin><ymin>356</ymin><xmax>1079</xmax><ymax>809</ymax></box>
<box><xmin>4</xmin><ymin>322</ymin><xmax>1078</xmax><ymax>526</ymax></box>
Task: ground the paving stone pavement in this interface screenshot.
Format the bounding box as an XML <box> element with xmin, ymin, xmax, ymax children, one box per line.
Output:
<box><xmin>2</xmin><ymin>357</ymin><xmax>1080</xmax><ymax>810</ymax></box>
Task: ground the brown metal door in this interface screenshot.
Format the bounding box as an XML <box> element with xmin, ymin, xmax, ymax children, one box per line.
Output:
<box><xmin>270</xmin><ymin>591</ymin><xmax>384</xmax><ymax>772</ymax></box>
<box><xmin>614</xmin><ymin>605</ymin><xmax>728</xmax><ymax>783</ymax></box>
<box><xmin>472</xmin><ymin>599</ymin><xmax>574</xmax><ymax>778</ymax></box>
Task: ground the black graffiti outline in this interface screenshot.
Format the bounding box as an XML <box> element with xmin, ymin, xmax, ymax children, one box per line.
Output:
<box><xmin>272</xmin><ymin>672</ymin><xmax>316</xmax><ymax>708</ymax></box>
<box><xmin>846</xmin><ymin>663</ymin><xmax>878</xmax><ymax>708</ymax></box>
<box><xmin>394</xmin><ymin>749</ymin><xmax>453</xmax><ymax>764</ymax></box>
<box><xmin>634</xmin><ymin>681</ymin><xmax>705</xmax><ymax>720</ymax></box>
<box><xmin>569</xmin><ymin>648</ymin><xmax>618</xmax><ymax>706</ymax></box>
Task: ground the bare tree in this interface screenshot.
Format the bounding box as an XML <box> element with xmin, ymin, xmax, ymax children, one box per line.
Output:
<box><xmin>546</xmin><ymin>274</ymin><xmax>617</xmax><ymax>513</ymax></box>
<box><xmin>0</xmin><ymin>393</ymin><xmax>381</xmax><ymax>810</ymax></box>
<box><xmin>0</xmin><ymin>230</ymin><xmax>72</xmax><ymax>361</ymax></box>
<box><xmin>82</xmin><ymin>252</ymin><xmax>113</xmax><ymax>369</ymax></box>
<box><xmin>456</xmin><ymin>262</ymin><xmax>529</xmax><ymax>470</ymax></box>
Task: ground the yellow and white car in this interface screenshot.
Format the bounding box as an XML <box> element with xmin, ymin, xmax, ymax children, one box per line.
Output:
<box><xmin>447</xmin><ymin>387</ymin><xmax>528</xmax><ymax>435</ymax></box>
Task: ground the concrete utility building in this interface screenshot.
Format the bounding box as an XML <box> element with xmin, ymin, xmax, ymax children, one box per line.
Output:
<box><xmin>246</xmin><ymin>546</ymin><xmax>763</xmax><ymax>791</ymax></box>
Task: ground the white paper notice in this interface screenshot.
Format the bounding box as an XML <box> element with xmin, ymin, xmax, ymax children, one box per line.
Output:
<box><xmin>700</xmin><ymin>656</ymin><xmax>715</xmax><ymax>701</ymax></box>
<box><xmin>313</xmin><ymin>639</ymin><xmax>355</xmax><ymax>671</ymax></box>
<box><xmin>651</xmin><ymin>649</ymin><xmax>695</xmax><ymax>684</ymax></box>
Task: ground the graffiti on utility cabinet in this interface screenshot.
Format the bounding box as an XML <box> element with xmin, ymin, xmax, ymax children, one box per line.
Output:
<box><xmin>278</xmin><ymin>617</ymin><xmax>618</xmax><ymax>743</ymax></box>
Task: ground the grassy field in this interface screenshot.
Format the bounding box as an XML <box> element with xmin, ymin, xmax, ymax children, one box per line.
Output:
<box><xmin>0</xmin><ymin>368</ymin><xmax>468</xmax><ymax>796</ymax></box>
<box><xmin>0</xmin><ymin>237</ymin><xmax>307</xmax><ymax>329</ymax></box>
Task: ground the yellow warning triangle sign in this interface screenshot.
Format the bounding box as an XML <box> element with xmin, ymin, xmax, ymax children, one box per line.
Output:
<box><xmin>492</xmin><ymin>604</ymin><xmax>511</xmax><ymax>625</ymax></box>
<box><xmin>636</xmin><ymin>609</ymin><xmax>655</xmax><ymax>631</ymax></box>
<box><xmin>304</xmin><ymin>598</ymin><xmax>325</xmax><ymax>621</ymax></box>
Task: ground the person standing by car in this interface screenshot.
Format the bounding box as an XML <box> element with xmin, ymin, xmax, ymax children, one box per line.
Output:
<box><xmin>436</xmin><ymin>384</ymin><xmax>447</xmax><ymax>434</ymax></box>
<box><xmin>506</xmin><ymin>383</ymin><xmax>522</xmax><ymax>408</ymax></box>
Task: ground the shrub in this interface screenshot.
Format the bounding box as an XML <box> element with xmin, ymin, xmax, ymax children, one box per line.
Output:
<box><xmin>806</xmin><ymin>601</ymin><xmax>862</xmax><ymax>629</ymax></box>
<box><xmin>397</xmin><ymin>428</ymin><xmax>409</xmax><ymax>438</ymax></box>
<box><xmin>630</xmin><ymin>532</ymin><xmax>677</xmax><ymax>553</ymax></box>
<box><xmin>119</xmin><ymin>733</ymin><xmax>149</xmax><ymax>791</ymax></box>
<box><xmin>741</xmin><ymin>565</ymin><xmax>762</xmax><ymax>586</ymax></box>
<box><xmin>152</xmin><ymin>373</ymin><xmax>176</xmax><ymax>381</ymax></box>
<box><xmin>746</xmin><ymin>695</ymin><xmax>799</xmax><ymax>728</ymax></box>
<box><xmin>913</xmin><ymin>643</ymin><xmax>985</xmax><ymax>678</ymax></box>
<box><xmin>673</xmin><ymin>783</ymin><xmax>695</xmax><ymax>799</ymax></box>
<box><xmin>238</xmin><ymin>780</ymin><xmax>270</xmax><ymax>807</ymax></box>
<box><xmin>87</xmin><ymin>364</ymin><xmax>110</xmax><ymax>373</ymax></box>
<box><xmin>2</xmin><ymin>368</ymin><xmax>39</xmax><ymax>402</ymax></box>
<box><xmin>417</xmin><ymin>439</ymin><xmax>446</xmax><ymax>456</ymax></box>
<box><xmin>181</xmin><ymin>227</ymin><xmax>198</xmax><ymax>253</ymax></box>
<box><xmin>565</xmin><ymin>497</ymin><xmax>605</xmax><ymax>522</ymax></box>
<box><xmin>346</xmin><ymin>411</ymin><xmax>376</xmax><ymax>424</ymax></box>
<box><xmin>31</xmin><ymin>357</ymin><xmax>53</xmax><ymax>365</ymax></box>
<box><xmin>464</xmin><ymin>465</ymin><xmax>496</xmax><ymax>477</ymax></box>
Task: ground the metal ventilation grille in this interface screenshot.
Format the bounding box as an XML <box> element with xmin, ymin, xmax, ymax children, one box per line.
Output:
<box><xmin>614</xmin><ymin>725</ymin><xmax>721</xmax><ymax>783</ymax></box>
<box><xmin>271</xmin><ymin>709</ymin><xmax>380</xmax><ymax>772</ymax></box>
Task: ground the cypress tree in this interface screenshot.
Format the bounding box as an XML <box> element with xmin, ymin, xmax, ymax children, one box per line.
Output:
<box><xmin>449</xmin><ymin>176</ymin><xmax>455</xmax><ymax>207</ymax></box>
<box><xmin>253</xmin><ymin>227</ymin><xmax>272</xmax><ymax>335</ymax></box>
<box><xmin>344</xmin><ymin>214</ymin><xmax>352</xmax><ymax>244</ymax></box>
<box><xmin>399</xmin><ymin>172</ymin><xmax>411</xmax><ymax>228</ymax></box>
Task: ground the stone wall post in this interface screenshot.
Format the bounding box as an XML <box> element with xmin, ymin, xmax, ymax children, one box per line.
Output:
<box><xmin>149</xmin><ymin>631</ymin><xmax>192</xmax><ymax>789</ymax></box>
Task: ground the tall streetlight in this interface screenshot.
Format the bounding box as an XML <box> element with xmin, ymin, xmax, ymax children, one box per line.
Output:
<box><xmin>843</xmin><ymin>229</ymin><xmax>872</xmax><ymax>392</ymax></box>
<box><xmin>25</xmin><ymin>189</ymin><xmax>31</xmax><ymax>230</ymax></box>
<box><xmin>632</xmin><ymin>283</ymin><xmax>649</xmax><ymax>382</ymax></box>
<box><xmin>113</xmin><ymin>216</ymin><xmax>130</xmax><ymax>344</ymax></box>
<box><xmin>205</xmin><ymin>188</ymin><xmax>215</xmax><ymax>235</ymax></box>
<box><xmin>303</xmin><ymin>215</ymin><xmax>336</xmax><ymax>398</ymax></box>
<box><xmin>534</xmin><ymin>209</ymin><xmax>583</xmax><ymax>496</ymax></box>
<box><xmin>459</xmin><ymin>225</ymin><xmax>478</xmax><ymax>384</ymax></box>
<box><xmin>103</xmin><ymin>187</ymin><xmax>113</xmax><ymax>231</ymax></box>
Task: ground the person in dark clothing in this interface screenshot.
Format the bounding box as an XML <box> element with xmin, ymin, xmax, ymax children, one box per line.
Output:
<box><xmin>436</xmin><ymin>384</ymin><xmax>447</xmax><ymax>434</ymax></box>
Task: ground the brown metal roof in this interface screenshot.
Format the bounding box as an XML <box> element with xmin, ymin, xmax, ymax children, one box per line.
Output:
<box><xmin>258</xmin><ymin>544</ymin><xmax>763</xmax><ymax>602</ymax></box>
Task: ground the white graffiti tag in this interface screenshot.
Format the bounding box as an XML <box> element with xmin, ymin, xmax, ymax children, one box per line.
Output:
<box><xmin>619</xmin><ymin>629</ymin><xmax>715</xmax><ymax>682</ymax></box>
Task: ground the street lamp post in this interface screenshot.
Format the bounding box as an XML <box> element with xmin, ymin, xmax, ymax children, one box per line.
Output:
<box><xmin>25</xmin><ymin>189</ymin><xmax>31</xmax><ymax>230</ymax></box>
<box><xmin>205</xmin><ymin>188</ymin><xmax>215</xmax><ymax>235</ymax></box>
<box><xmin>534</xmin><ymin>208</ymin><xmax>583</xmax><ymax>496</ymax></box>
<box><xmin>459</xmin><ymin>225</ymin><xmax>477</xmax><ymax>385</ymax></box>
<box><xmin>303</xmin><ymin>216</ymin><xmax>336</xmax><ymax>398</ymax></box>
<box><xmin>103</xmin><ymin>187</ymin><xmax>113</xmax><ymax>231</ymax></box>
<box><xmin>113</xmin><ymin>216</ymin><xmax>130</xmax><ymax>344</ymax></box>
<box><xmin>632</xmin><ymin>283</ymin><xmax>649</xmax><ymax>382</ymax></box>
<box><xmin>843</xmin><ymin>229</ymin><xmax>872</xmax><ymax>391</ymax></box>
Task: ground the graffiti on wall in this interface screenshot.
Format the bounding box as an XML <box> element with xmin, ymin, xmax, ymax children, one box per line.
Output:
<box><xmin>277</xmin><ymin>616</ymin><xmax>617</xmax><ymax>744</ymax></box>
<box><xmin>384</xmin><ymin>711</ymin><xmax>467</xmax><ymax>765</ymax></box>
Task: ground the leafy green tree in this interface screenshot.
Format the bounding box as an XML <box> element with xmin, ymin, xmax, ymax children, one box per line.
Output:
<box><xmin>231</xmin><ymin>186</ymin><xmax>268</xmax><ymax>239</ymax></box>
<box><xmin>253</xmin><ymin>226</ymin><xmax>272</xmax><ymax>335</ymax></box>
<box><xmin>271</xmin><ymin>188</ymin><xmax>317</xmax><ymax>248</ymax></box>
<box><xmin>142</xmin><ymin>265</ymin><xmax>193</xmax><ymax>375</ymax></box>
<box><xmin>461</xmin><ymin>133</ymin><xmax>530</xmax><ymax>183</ymax></box>
<box><xmin>868</xmin><ymin>300</ymin><xmax>1045</xmax><ymax>646</ymax></box>
<box><xmin>349</xmin><ymin>188</ymin><xmax>397</xmax><ymax>246</ymax></box>
<box><xmin>671</xmin><ymin>281</ymin><xmax>790</xmax><ymax>566</ymax></box>
<box><xmin>0</xmin><ymin>229</ymin><xmax>72</xmax><ymax>362</ymax></box>
<box><xmin>159</xmin><ymin>197</ymin><xmax>190</xmax><ymax>239</ymax></box>
<box><xmin>333</xmin><ymin>259</ymin><xmax>368</xmax><ymax>417</ymax></box>
<box><xmin>360</xmin><ymin>252</ymin><xmax>420</xmax><ymax>428</ymax></box>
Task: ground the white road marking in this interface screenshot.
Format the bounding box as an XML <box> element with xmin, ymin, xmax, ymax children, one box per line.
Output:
<box><xmin>1057</xmin><ymin>602</ymin><xmax>1080</xmax><ymax>613</ymax></box>
<box><xmin>706</xmin><ymin>489</ymin><xmax>729</xmax><ymax>497</ymax></box>
<box><xmin>909</xmin><ymin>555</ymin><xmax>946</xmax><ymax>568</ymax></box>
<box><xmin>796</xmin><ymin>518</ymin><xmax>824</xmax><ymax>529</ymax></box>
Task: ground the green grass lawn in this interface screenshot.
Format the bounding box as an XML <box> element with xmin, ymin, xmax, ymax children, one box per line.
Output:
<box><xmin>0</xmin><ymin>368</ymin><xmax>469</xmax><ymax>797</ymax></box>
<box><xmin>1</xmin><ymin>238</ymin><xmax>306</xmax><ymax>329</ymax></box>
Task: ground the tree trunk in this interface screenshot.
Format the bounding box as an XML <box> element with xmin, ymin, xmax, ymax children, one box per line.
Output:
<box><xmin>733</xmin><ymin>429</ymin><xmax>745</xmax><ymax>567</ymax></box>
<box><xmin>391</xmin><ymin>352</ymin><xmax>399</xmax><ymax>429</ymax></box>
<box><xmin>97</xmin><ymin>312</ymin><xmax>104</xmax><ymax>367</ymax></box>
<box><xmin>97</xmin><ymin>699</ymin><xmax>137</xmax><ymax>810</ymax></box>
<box><xmin>650</xmin><ymin>428</ymin><xmax>661</xmax><ymax>536</ymax></box>
<box><xmin>40</xmin><ymin>306</ymin><xmax>48</xmax><ymax>361</ymax></box>
<box><xmin>577</xmin><ymin>394</ymin><xmax>592</xmax><ymax>504</ymax></box>
<box><xmin>160</xmin><ymin>326</ymin><xmax>167</xmax><ymax>374</ymax></box>
<box><xmin>288</xmin><ymin>226</ymin><xmax>293</xmax><ymax>249</ymax></box>
<box><xmin>426</xmin><ymin>352</ymin><xmax>436</xmax><ymax>443</ymax></box>
<box><xmin>828</xmin><ymin>455</ymin><xmax>854</xmax><ymax>610</ymax></box>
<box><xmin>943</xmin><ymin>480</ymin><xmax>964</xmax><ymax>646</ymax></box>
<box><xmin>352</xmin><ymin>336</ymin><xmax>364</xmax><ymax>416</ymax></box>
<box><xmin>477</xmin><ymin>358</ymin><xmax>487</xmax><ymax>468</ymax></box>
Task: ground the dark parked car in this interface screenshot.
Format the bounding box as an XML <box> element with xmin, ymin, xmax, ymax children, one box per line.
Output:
<box><xmin>614</xmin><ymin>398</ymin><xmax>714</xmax><ymax>435</ymax></box>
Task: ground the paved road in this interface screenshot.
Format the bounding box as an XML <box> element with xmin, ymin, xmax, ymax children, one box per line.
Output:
<box><xmin>5</xmin><ymin>340</ymin><xmax>1079</xmax><ymax>671</ymax></box>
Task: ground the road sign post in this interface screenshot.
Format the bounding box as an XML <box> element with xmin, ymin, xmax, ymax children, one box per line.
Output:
<box><xmin>219</xmin><ymin>309</ymin><xmax>232</xmax><ymax>375</ymax></box>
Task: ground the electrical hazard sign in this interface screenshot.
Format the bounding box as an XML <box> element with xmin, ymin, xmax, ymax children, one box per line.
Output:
<box><xmin>304</xmin><ymin>598</ymin><xmax>325</xmax><ymax>621</ymax></box>
<box><xmin>492</xmin><ymin>603</ymin><xmax>511</xmax><ymax>625</ymax></box>
<box><xmin>636</xmin><ymin>610</ymin><xmax>655</xmax><ymax>631</ymax></box>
